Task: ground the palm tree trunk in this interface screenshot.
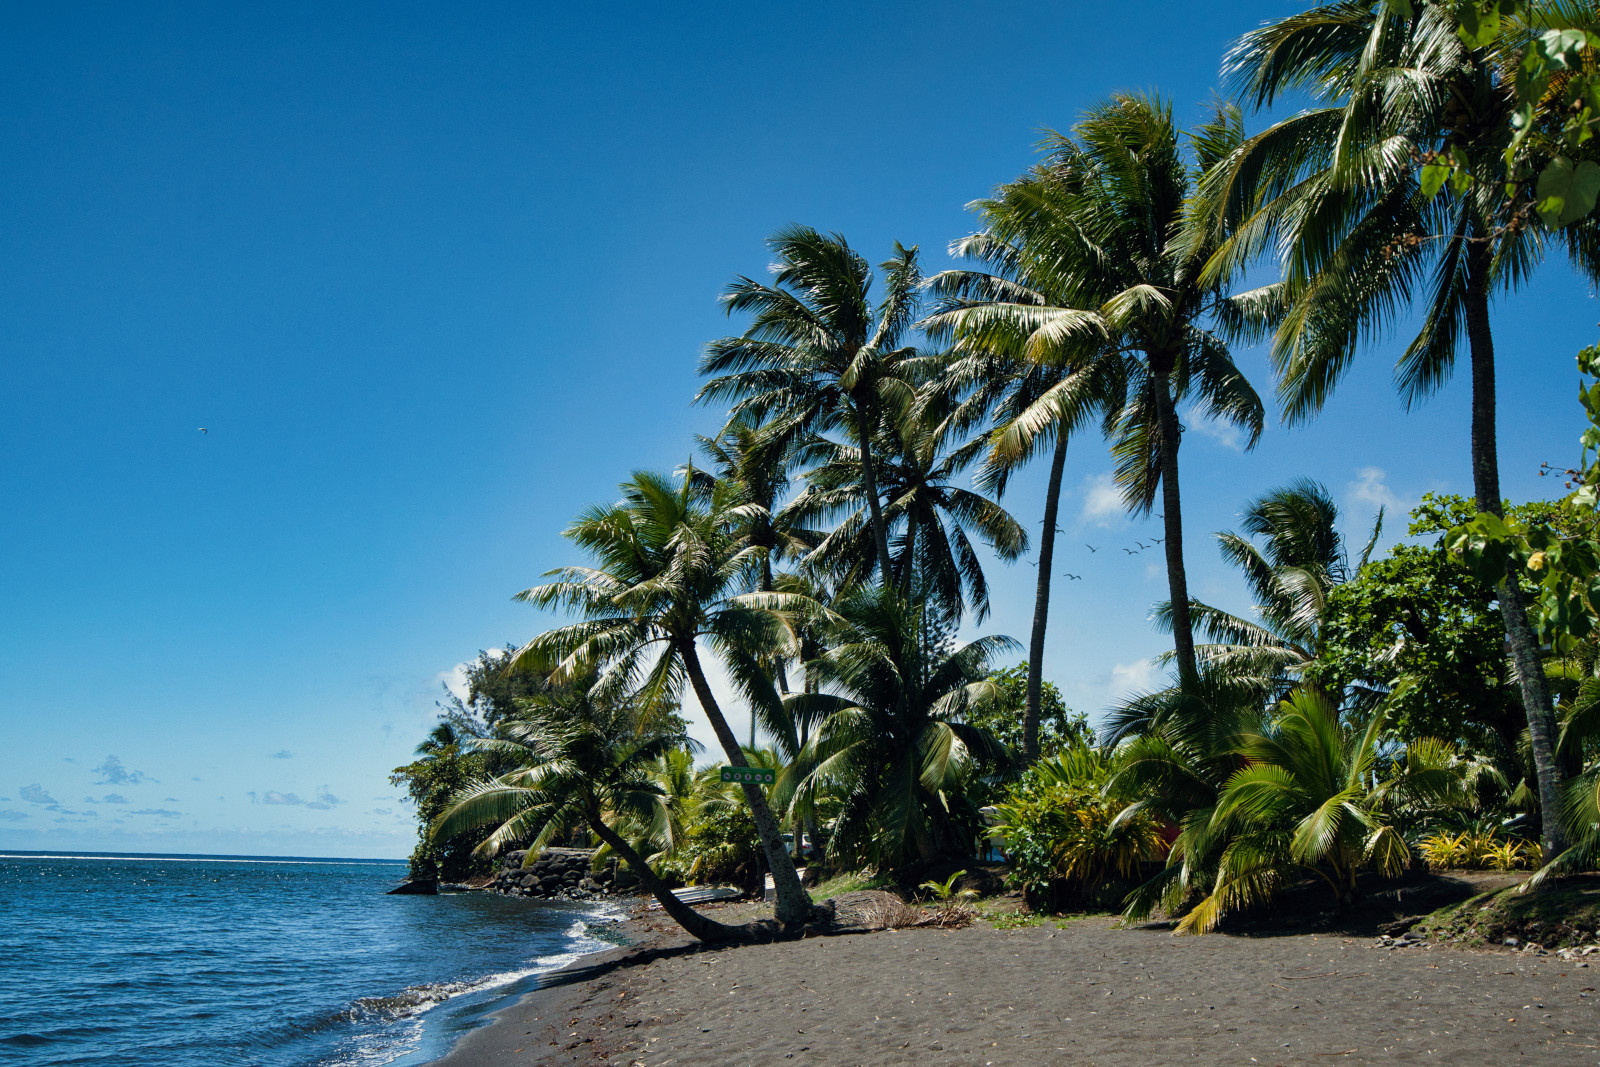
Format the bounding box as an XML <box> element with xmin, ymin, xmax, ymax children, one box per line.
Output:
<box><xmin>853</xmin><ymin>403</ymin><xmax>895</xmax><ymax>585</ymax></box>
<box><xmin>1463</xmin><ymin>254</ymin><xmax>1568</xmax><ymax>857</ymax></box>
<box><xmin>680</xmin><ymin>642</ymin><xmax>813</xmax><ymax>924</ymax></box>
<box><xmin>1151</xmin><ymin>369</ymin><xmax>1197</xmax><ymax>687</ymax></box>
<box><xmin>1024</xmin><ymin>434</ymin><xmax>1069</xmax><ymax>762</ymax></box>
<box><xmin>586</xmin><ymin>807</ymin><xmax>738</xmax><ymax>943</ymax></box>
<box><xmin>901</xmin><ymin>513</ymin><xmax>917</xmax><ymax>596</ymax></box>
<box><xmin>762</xmin><ymin>556</ymin><xmax>793</xmax><ymax>700</ymax></box>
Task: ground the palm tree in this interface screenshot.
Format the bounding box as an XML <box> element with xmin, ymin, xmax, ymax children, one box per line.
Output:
<box><xmin>1154</xmin><ymin>480</ymin><xmax>1381</xmax><ymax>695</ymax></box>
<box><xmin>696</xmin><ymin>226</ymin><xmax>926</xmax><ymax>585</ymax></box>
<box><xmin>1174</xmin><ymin>687</ymin><xmax>1411</xmax><ymax>933</ymax></box>
<box><xmin>511</xmin><ymin>470</ymin><xmax>816</xmax><ymax>924</ymax></box>
<box><xmin>785</xmin><ymin>409</ymin><xmax>1028</xmax><ymax>626</ymax></box>
<box><xmin>429</xmin><ymin>677</ymin><xmax>747</xmax><ymax>942</ymax></box>
<box><xmin>922</xmin><ymin>165</ymin><xmax>1136</xmax><ymax>759</ymax></box>
<box><xmin>784</xmin><ymin>586</ymin><xmax>1017</xmax><ymax>870</ymax></box>
<box><xmin>1208</xmin><ymin>1</ymin><xmax>1600</xmax><ymax>853</ymax></box>
<box><xmin>931</xmin><ymin>97</ymin><xmax>1265</xmax><ymax>687</ymax></box>
<box><xmin>687</xmin><ymin>418</ymin><xmax>818</xmax><ymax>600</ymax></box>
<box><xmin>1105</xmin><ymin>668</ymin><xmax>1269</xmax><ymax>923</ymax></box>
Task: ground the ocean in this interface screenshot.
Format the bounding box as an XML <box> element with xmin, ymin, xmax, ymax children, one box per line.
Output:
<box><xmin>0</xmin><ymin>852</ymin><xmax>621</xmax><ymax>1067</ymax></box>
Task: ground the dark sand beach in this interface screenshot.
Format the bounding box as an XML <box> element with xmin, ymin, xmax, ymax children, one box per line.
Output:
<box><xmin>431</xmin><ymin>899</ymin><xmax>1600</xmax><ymax>1066</ymax></box>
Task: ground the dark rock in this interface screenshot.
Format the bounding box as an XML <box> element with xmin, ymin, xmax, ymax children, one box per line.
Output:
<box><xmin>387</xmin><ymin>878</ymin><xmax>438</xmax><ymax>896</ymax></box>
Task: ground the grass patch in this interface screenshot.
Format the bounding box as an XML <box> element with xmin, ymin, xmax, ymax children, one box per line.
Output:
<box><xmin>808</xmin><ymin>869</ymin><xmax>896</xmax><ymax>900</ymax></box>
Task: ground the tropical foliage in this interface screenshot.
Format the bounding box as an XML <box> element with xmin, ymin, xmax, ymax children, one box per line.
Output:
<box><xmin>397</xmin><ymin>0</ymin><xmax>1600</xmax><ymax>942</ymax></box>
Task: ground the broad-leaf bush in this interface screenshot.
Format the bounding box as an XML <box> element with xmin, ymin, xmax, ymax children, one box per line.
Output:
<box><xmin>992</xmin><ymin>746</ymin><xmax>1166</xmax><ymax>908</ymax></box>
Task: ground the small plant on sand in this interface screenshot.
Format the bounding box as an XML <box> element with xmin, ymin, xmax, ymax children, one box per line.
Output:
<box><xmin>915</xmin><ymin>869</ymin><xmax>980</xmax><ymax>926</ymax></box>
<box><xmin>918</xmin><ymin>869</ymin><xmax>979</xmax><ymax>904</ymax></box>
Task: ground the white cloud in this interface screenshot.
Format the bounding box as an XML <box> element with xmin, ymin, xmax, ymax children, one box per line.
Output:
<box><xmin>436</xmin><ymin>649</ymin><xmax>510</xmax><ymax>705</ymax></box>
<box><xmin>269</xmin><ymin>750</ymin><xmax>293</xmax><ymax>760</ymax></box>
<box><xmin>1189</xmin><ymin>417</ymin><xmax>1244</xmax><ymax>451</ymax></box>
<box><xmin>1347</xmin><ymin>466</ymin><xmax>1403</xmax><ymax>514</ymax></box>
<box><xmin>1081</xmin><ymin>473</ymin><xmax>1127</xmax><ymax>527</ymax></box>
<box><xmin>437</xmin><ymin>662</ymin><xmax>473</xmax><ymax>703</ymax></box>
<box><xmin>1110</xmin><ymin>658</ymin><xmax>1164</xmax><ymax>696</ymax></box>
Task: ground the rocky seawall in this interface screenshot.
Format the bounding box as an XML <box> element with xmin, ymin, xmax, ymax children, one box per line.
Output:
<box><xmin>487</xmin><ymin>847</ymin><xmax>623</xmax><ymax>901</ymax></box>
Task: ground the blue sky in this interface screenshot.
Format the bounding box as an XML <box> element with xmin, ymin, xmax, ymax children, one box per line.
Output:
<box><xmin>2</xmin><ymin>1</ymin><xmax>1595</xmax><ymax>859</ymax></box>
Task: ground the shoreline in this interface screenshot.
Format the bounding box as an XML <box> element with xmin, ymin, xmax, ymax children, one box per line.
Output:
<box><xmin>418</xmin><ymin>896</ymin><xmax>702</xmax><ymax>1067</ymax></box>
<box><xmin>422</xmin><ymin>904</ymin><xmax>1600</xmax><ymax>1066</ymax></box>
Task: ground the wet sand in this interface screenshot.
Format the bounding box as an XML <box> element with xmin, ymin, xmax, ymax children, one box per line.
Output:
<box><xmin>434</xmin><ymin>912</ymin><xmax>1600</xmax><ymax>1066</ymax></box>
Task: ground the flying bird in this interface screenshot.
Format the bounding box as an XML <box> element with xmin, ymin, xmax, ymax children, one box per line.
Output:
<box><xmin>1085</xmin><ymin>544</ymin><xmax>1099</xmax><ymax>553</ymax></box>
<box><xmin>198</xmin><ymin>428</ymin><xmax>207</xmax><ymax>434</ymax></box>
<box><xmin>1064</xmin><ymin>573</ymin><xmax>1082</xmax><ymax>581</ymax></box>
<box><xmin>1123</xmin><ymin>547</ymin><xmax>1138</xmax><ymax>555</ymax></box>
<box><xmin>1135</xmin><ymin>541</ymin><xmax>1150</xmax><ymax>550</ymax></box>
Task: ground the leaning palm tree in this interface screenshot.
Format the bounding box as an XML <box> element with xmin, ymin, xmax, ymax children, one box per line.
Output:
<box><xmin>511</xmin><ymin>470</ymin><xmax>817</xmax><ymax>924</ymax></box>
<box><xmin>1154</xmin><ymin>479</ymin><xmax>1381</xmax><ymax>695</ymax></box>
<box><xmin>1204</xmin><ymin>0</ymin><xmax>1600</xmax><ymax>855</ymax></box>
<box><xmin>428</xmin><ymin>677</ymin><xmax>750</xmax><ymax>942</ymax></box>
<box><xmin>696</xmin><ymin>226</ymin><xmax>927</xmax><ymax>584</ymax></box>
<box><xmin>784</xmin><ymin>586</ymin><xmax>1017</xmax><ymax>870</ymax></box>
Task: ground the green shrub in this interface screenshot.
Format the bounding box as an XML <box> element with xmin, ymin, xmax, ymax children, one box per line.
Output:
<box><xmin>991</xmin><ymin>751</ymin><xmax>1165</xmax><ymax>909</ymax></box>
<box><xmin>660</xmin><ymin>803</ymin><xmax>762</xmax><ymax>892</ymax></box>
<box><xmin>1417</xmin><ymin>828</ymin><xmax>1541</xmax><ymax>871</ymax></box>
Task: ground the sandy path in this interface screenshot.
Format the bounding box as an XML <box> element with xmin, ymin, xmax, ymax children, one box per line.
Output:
<box><xmin>438</xmin><ymin>917</ymin><xmax>1600</xmax><ymax>1066</ymax></box>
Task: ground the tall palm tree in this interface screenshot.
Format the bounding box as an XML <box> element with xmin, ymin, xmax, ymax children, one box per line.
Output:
<box><xmin>429</xmin><ymin>677</ymin><xmax>745</xmax><ymax>943</ymax></box>
<box><xmin>1154</xmin><ymin>480</ymin><xmax>1381</xmax><ymax>695</ymax></box>
<box><xmin>922</xmin><ymin>167</ymin><xmax>1134</xmax><ymax>759</ymax></box>
<box><xmin>696</xmin><ymin>226</ymin><xmax>926</xmax><ymax>585</ymax></box>
<box><xmin>1207</xmin><ymin>1</ymin><xmax>1600</xmax><ymax>853</ymax></box>
<box><xmin>784</xmin><ymin>586</ymin><xmax>1017</xmax><ymax>870</ymax></box>
<box><xmin>932</xmin><ymin>97</ymin><xmax>1265</xmax><ymax>688</ymax></box>
<box><xmin>511</xmin><ymin>470</ymin><xmax>816</xmax><ymax>924</ymax></box>
<box><xmin>785</xmin><ymin>409</ymin><xmax>1029</xmax><ymax>626</ymax></box>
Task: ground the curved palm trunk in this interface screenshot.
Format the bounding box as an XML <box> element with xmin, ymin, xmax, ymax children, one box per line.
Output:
<box><xmin>1024</xmin><ymin>435</ymin><xmax>1070</xmax><ymax>762</ymax></box>
<box><xmin>853</xmin><ymin>403</ymin><xmax>895</xmax><ymax>585</ymax></box>
<box><xmin>681</xmin><ymin>642</ymin><xmax>813</xmax><ymax>924</ymax></box>
<box><xmin>1151</xmin><ymin>369</ymin><xmax>1198</xmax><ymax>687</ymax></box>
<box><xmin>1463</xmin><ymin>254</ymin><xmax>1567</xmax><ymax>856</ymax></box>
<box><xmin>586</xmin><ymin>807</ymin><xmax>738</xmax><ymax>943</ymax></box>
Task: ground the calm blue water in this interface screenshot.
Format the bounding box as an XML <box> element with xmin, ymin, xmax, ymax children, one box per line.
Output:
<box><xmin>0</xmin><ymin>853</ymin><xmax>622</xmax><ymax>1067</ymax></box>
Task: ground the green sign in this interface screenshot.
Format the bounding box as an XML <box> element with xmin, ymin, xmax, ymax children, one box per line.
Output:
<box><xmin>720</xmin><ymin>766</ymin><xmax>776</xmax><ymax>785</ymax></box>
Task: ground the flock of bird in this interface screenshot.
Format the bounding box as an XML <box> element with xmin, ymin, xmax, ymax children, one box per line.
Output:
<box><xmin>1058</xmin><ymin>538</ymin><xmax>1164</xmax><ymax>581</ymax></box>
